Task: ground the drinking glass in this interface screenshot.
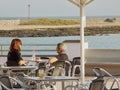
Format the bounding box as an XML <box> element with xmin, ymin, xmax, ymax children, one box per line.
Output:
<box><xmin>38</xmin><ymin>69</ymin><xmax>45</xmax><ymax>79</ymax></box>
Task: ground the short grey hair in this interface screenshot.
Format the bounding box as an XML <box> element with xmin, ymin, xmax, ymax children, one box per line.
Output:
<box><xmin>57</xmin><ymin>43</ymin><xmax>67</xmax><ymax>52</ymax></box>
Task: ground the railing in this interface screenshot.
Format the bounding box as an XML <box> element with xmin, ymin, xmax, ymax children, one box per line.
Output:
<box><xmin>0</xmin><ymin>44</ymin><xmax>57</xmax><ymax>56</ymax></box>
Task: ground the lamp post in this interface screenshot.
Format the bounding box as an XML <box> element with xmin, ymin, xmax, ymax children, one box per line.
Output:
<box><xmin>28</xmin><ymin>0</ymin><xmax>30</xmax><ymax>19</ymax></box>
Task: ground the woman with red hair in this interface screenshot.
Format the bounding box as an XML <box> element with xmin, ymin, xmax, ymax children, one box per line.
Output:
<box><xmin>6</xmin><ymin>38</ymin><xmax>27</xmax><ymax>66</ymax></box>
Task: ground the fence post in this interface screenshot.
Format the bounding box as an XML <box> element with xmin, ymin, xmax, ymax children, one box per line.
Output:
<box><xmin>0</xmin><ymin>45</ymin><xmax>3</xmax><ymax>55</ymax></box>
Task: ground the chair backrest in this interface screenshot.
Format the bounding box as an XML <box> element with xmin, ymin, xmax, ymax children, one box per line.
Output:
<box><xmin>72</xmin><ymin>57</ymin><xmax>81</xmax><ymax>75</ymax></box>
<box><xmin>93</xmin><ymin>67</ymin><xmax>105</xmax><ymax>78</ymax></box>
<box><xmin>64</xmin><ymin>60</ymin><xmax>72</xmax><ymax>76</ymax></box>
<box><xmin>51</xmin><ymin>60</ymin><xmax>71</xmax><ymax>76</ymax></box>
<box><xmin>72</xmin><ymin>57</ymin><xmax>81</xmax><ymax>65</ymax></box>
<box><xmin>0</xmin><ymin>75</ymin><xmax>12</xmax><ymax>90</ymax></box>
<box><xmin>89</xmin><ymin>77</ymin><xmax>104</xmax><ymax>90</ymax></box>
<box><xmin>51</xmin><ymin>61</ymin><xmax>66</xmax><ymax>76</ymax></box>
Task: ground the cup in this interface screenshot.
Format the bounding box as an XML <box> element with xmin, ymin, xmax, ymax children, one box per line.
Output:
<box><xmin>38</xmin><ymin>69</ymin><xmax>45</xmax><ymax>79</ymax></box>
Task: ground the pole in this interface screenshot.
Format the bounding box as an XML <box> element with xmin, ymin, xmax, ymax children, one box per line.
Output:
<box><xmin>67</xmin><ymin>0</ymin><xmax>94</xmax><ymax>85</ymax></box>
<box><xmin>80</xmin><ymin>1</ymin><xmax>85</xmax><ymax>84</ymax></box>
<box><xmin>28</xmin><ymin>0</ymin><xmax>30</xmax><ymax>19</ymax></box>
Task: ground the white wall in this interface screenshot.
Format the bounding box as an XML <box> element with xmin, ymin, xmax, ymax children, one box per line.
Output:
<box><xmin>85</xmin><ymin>48</ymin><xmax>120</xmax><ymax>63</ymax></box>
<box><xmin>63</xmin><ymin>40</ymin><xmax>88</xmax><ymax>61</ymax></box>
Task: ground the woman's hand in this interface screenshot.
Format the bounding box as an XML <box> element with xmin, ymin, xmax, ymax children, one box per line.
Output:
<box><xmin>19</xmin><ymin>60</ymin><xmax>28</xmax><ymax>66</ymax></box>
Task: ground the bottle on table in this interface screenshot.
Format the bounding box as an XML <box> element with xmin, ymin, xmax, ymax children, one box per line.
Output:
<box><xmin>32</xmin><ymin>50</ymin><xmax>36</xmax><ymax>61</ymax></box>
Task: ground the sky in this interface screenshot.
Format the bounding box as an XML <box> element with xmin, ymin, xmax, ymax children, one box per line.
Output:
<box><xmin>0</xmin><ymin>0</ymin><xmax>120</xmax><ymax>18</ymax></box>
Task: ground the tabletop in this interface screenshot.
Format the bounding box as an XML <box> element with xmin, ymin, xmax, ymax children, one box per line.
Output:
<box><xmin>26</xmin><ymin>58</ymin><xmax>49</xmax><ymax>66</ymax></box>
<box><xmin>0</xmin><ymin>65</ymin><xmax>37</xmax><ymax>70</ymax></box>
<box><xmin>24</xmin><ymin>76</ymin><xmax>79</xmax><ymax>90</ymax></box>
<box><xmin>24</xmin><ymin>76</ymin><xmax>79</xmax><ymax>81</ymax></box>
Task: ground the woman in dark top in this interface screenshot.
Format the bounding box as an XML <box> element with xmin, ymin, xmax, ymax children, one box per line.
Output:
<box><xmin>6</xmin><ymin>38</ymin><xmax>27</xmax><ymax>66</ymax></box>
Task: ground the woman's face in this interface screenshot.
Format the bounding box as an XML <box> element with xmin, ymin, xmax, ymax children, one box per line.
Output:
<box><xmin>18</xmin><ymin>42</ymin><xmax>22</xmax><ymax>51</ymax></box>
<box><xmin>19</xmin><ymin>44</ymin><xmax>22</xmax><ymax>49</ymax></box>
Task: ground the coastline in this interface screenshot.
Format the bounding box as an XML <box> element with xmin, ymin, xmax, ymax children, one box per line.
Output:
<box><xmin>0</xmin><ymin>18</ymin><xmax>120</xmax><ymax>37</ymax></box>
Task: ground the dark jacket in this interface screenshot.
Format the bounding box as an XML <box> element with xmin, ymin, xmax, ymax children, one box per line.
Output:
<box><xmin>56</xmin><ymin>53</ymin><xmax>68</xmax><ymax>61</ymax></box>
<box><xmin>6</xmin><ymin>51</ymin><xmax>23</xmax><ymax>66</ymax></box>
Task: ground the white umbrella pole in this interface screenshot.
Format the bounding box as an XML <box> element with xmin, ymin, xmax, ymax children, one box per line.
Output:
<box><xmin>67</xmin><ymin>0</ymin><xmax>94</xmax><ymax>85</ymax></box>
<box><xmin>80</xmin><ymin>5</ymin><xmax>85</xmax><ymax>84</ymax></box>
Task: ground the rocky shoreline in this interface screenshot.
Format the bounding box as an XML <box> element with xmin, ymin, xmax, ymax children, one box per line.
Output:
<box><xmin>0</xmin><ymin>18</ymin><xmax>120</xmax><ymax>37</ymax></box>
<box><xmin>0</xmin><ymin>26</ymin><xmax>120</xmax><ymax>37</ymax></box>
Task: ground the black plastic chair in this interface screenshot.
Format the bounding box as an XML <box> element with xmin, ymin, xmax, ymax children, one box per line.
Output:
<box><xmin>89</xmin><ymin>77</ymin><xmax>104</xmax><ymax>90</ymax></box>
<box><xmin>71</xmin><ymin>57</ymin><xmax>81</xmax><ymax>76</ymax></box>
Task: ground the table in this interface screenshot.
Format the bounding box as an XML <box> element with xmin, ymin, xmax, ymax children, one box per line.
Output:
<box><xmin>0</xmin><ymin>66</ymin><xmax>37</xmax><ymax>70</ymax></box>
<box><xmin>24</xmin><ymin>76</ymin><xmax>79</xmax><ymax>90</ymax></box>
<box><xmin>0</xmin><ymin>66</ymin><xmax>37</xmax><ymax>76</ymax></box>
<box><xmin>26</xmin><ymin>58</ymin><xmax>49</xmax><ymax>66</ymax></box>
<box><xmin>27</xmin><ymin>59</ymin><xmax>48</xmax><ymax>63</ymax></box>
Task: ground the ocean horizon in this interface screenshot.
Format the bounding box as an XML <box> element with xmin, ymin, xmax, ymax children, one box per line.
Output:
<box><xmin>0</xmin><ymin>15</ymin><xmax>120</xmax><ymax>20</ymax></box>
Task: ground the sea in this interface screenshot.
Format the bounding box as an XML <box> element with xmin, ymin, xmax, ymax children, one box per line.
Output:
<box><xmin>0</xmin><ymin>34</ymin><xmax>120</xmax><ymax>63</ymax></box>
<box><xmin>0</xmin><ymin>34</ymin><xmax>120</xmax><ymax>49</ymax></box>
<box><xmin>0</xmin><ymin>34</ymin><xmax>120</xmax><ymax>64</ymax></box>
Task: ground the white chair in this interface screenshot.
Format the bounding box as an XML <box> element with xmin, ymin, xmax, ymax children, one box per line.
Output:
<box><xmin>46</xmin><ymin>60</ymin><xmax>72</xmax><ymax>76</ymax></box>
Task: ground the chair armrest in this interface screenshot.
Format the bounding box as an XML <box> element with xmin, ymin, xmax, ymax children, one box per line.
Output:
<box><xmin>45</xmin><ymin>66</ymin><xmax>55</xmax><ymax>76</ymax></box>
<box><xmin>72</xmin><ymin>65</ymin><xmax>81</xmax><ymax>76</ymax></box>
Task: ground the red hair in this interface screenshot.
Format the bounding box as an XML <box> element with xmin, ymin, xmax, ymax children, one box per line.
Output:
<box><xmin>10</xmin><ymin>38</ymin><xmax>22</xmax><ymax>52</ymax></box>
